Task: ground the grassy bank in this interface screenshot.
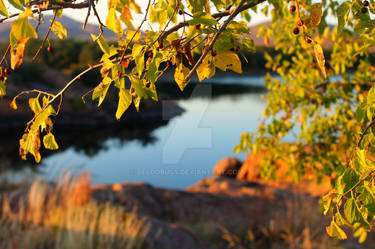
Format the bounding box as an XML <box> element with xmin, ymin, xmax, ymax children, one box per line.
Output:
<box><xmin>0</xmin><ymin>173</ymin><xmax>146</xmax><ymax>249</ymax></box>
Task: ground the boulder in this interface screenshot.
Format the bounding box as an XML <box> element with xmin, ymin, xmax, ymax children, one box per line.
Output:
<box><xmin>237</xmin><ymin>152</ymin><xmax>331</xmax><ymax>196</ymax></box>
<box><xmin>213</xmin><ymin>157</ymin><xmax>242</xmax><ymax>178</ymax></box>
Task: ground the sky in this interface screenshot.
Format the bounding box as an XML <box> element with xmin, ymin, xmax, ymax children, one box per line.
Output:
<box><xmin>61</xmin><ymin>0</ymin><xmax>270</xmax><ymax>29</ymax></box>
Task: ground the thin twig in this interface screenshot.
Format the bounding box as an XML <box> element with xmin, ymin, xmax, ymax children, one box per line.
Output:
<box><xmin>119</xmin><ymin>0</ymin><xmax>152</xmax><ymax>66</ymax></box>
<box><xmin>32</xmin><ymin>10</ymin><xmax>58</xmax><ymax>62</ymax></box>
<box><xmin>0</xmin><ymin>44</ymin><xmax>11</xmax><ymax>65</ymax></box>
<box><xmin>357</xmin><ymin>119</ymin><xmax>375</xmax><ymax>147</ymax></box>
<box><xmin>82</xmin><ymin>0</ymin><xmax>92</xmax><ymax>30</ymax></box>
<box><xmin>13</xmin><ymin>89</ymin><xmax>55</xmax><ymax>101</ymax></box>
<box><xmin>91</xmin><ymin>0</ymin><xmax>105</xmax><ymax>35</ymax></box>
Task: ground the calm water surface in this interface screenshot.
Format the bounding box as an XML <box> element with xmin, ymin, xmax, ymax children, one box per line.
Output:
<box><xmin>3</xmin><ymin>76</ymin><xmax>268</xmax><ymax>189</ymax></box>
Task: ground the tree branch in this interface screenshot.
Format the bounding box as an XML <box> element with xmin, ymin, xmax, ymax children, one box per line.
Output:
<box><xmin>182</xmin><ymin>0</ymin><xmax>249</xmax><ymax>83</ymax></box>
<box><xmin>0</xmin><ymin>1</ymin><xmax>89</xmax><ymax>23</ymax></box>
<box><xmin>159</xmin><ymin>0</ymin><xmax>266</xmax><ymax>41</ymax></box>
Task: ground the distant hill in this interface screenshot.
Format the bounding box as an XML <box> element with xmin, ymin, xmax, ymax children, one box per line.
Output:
<box><xmin>0</xmin><ymin>15</ymin><xmax>117</xmax><ymax>41</ymax></box>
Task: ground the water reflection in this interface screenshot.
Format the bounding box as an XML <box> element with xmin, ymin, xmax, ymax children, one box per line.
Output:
<box><xmin>0</xmin><ymin>80</ymin><xmax>267</xmax><ymax>188</ymax></box>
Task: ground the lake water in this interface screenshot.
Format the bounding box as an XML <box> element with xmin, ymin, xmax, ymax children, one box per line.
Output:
<box><xmin>1</xmin><ymin>76</ymin><xmax>268</xmax><ymax>189</ymax></box>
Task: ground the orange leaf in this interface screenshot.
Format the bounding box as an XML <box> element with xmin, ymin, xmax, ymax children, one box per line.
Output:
<box><xmin>11</xmin><ymin>38</ymin><xmax>28</xmax><ymax>69</ymax></box>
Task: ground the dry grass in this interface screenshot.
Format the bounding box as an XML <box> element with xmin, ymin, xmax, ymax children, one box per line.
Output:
<box><xmin>209</xmin><ymin>195</ymin><xmax>339</xmax><ymax>249</ymax></box>
<box><xmin>0</xmin><ymin>172</ymin><xmax>146</xmax><ymax>249</ymax></box>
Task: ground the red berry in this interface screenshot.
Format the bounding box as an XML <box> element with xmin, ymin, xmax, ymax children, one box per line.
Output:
<box><xmin>194</xmin><ymin>24</ymin><xmax>201</xmax><ymax>30</ymax></box>
<box><xmin>297</xmin><ymin>19</ymin><xmax>304</xmax><ymax>26</ymax></box>
<box><xmin>178</xmin><ymin>9</ymin><xmax>183</xmax><ymax>15</ymax></box>
<box><xmin>290</xmin><ymin>5</ymin><xmax>296</xmax><ymax>12</ymax></box>
<box><xmin>47</xmin><ymin>46</ymin><xmax>53</xmax><ymax>53</ymax></box>
<box><xmin>363</xmin><ymin>0</ymin><xmax>369</xmax><ymax>6</ymax></box>
<box><xmin>361</xmin><ymin>7</ymin><xmax>367</xmax><ymax>13</ymax></box>
<box><xmin>233</xmin><ymin>46</ymin><xmax>240</xmax><ymax>52</ymax></box>
<box><xmin>305</xmin><ymin>37</ymin><xmax>312</xmax><ymax>44</ymax></box>
<box><xmin>3</xmin><ymin>68</ymin><xmax>11</xmax><ymax>76</ymax></box>
<box><xmin>158</xmin><ymin>41</ymin><xmax>163</xmax><ymax>49</ymax></box>
<box><xmin>293</xmin><ymin>27</ymin><xmax>300</xmax><ymax>35</ymax></box>
<box><xmin>148</xmin><ymin>51</ymin><xmax>153</xmax><ymax>58</ymax></box>
<box><xmin>145</xmin><ymin>82</ymin><xmax>151</xmax><ymax>88</ymax></box>
<box><xmin>166</xmin><ymin>60</ymin><xmax>172</xmax><ymax>68</ymax></box>
<box><xmin>10</xmin><ymin>100</ymin><xmax>17</xmax><ymax>110</ymax></box>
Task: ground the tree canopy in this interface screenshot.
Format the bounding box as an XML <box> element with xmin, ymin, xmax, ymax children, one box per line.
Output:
<box><xmin>1</xmin><ymin>0</ymin><xmax>375</xmax><ymax>242</ymax></box>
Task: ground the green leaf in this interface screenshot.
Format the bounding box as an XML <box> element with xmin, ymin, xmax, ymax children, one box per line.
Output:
<box><xmin>326</xmin><ymin>220</ymin><xmax>347</xmax><ymax>240</ymax></box>
<box><xmin>313</xmin><ymin>43</ymin><xmax>326</xmax><ymax>78</ymax></box>
<box><xmin>51</xmin><ymin>21</ymin><xmax>67</xmax><ymax>39</ymax></box>
<box><xmin>10</xmin><ymin>16</ymin><xmax>37</xmax><ymax>42</ymax></box>
<box><xmin>116</xmin><ymin>87</ymin><xmax>132</xmax><ymax>120</ymax></box>
<box><xmin>0</xmin><ymin>0</ymin><xmax>8</xmax><ymax>17</ymax></box>
<box><xmin>8</xmin><ymin>0</ymin><xmax>24</xmax><ymax>11</ymax></box>
<box><xmin>43</xmin><ymin>133</ymin><xmax>59</xmax><ymax>150</ymax></box>
<box><xmin>344</xmin><ymin>198</ymin><xmax>361</xmax><ymax>225</ymax></box>
<box><xmin>337</xmin><ymin>2</ymin><xmax>351</xmax><ymax>31</ymax></box>
<box><xmin>0</xmin><ymin>81</ymin><xmax>5</xmax><ymax>96</ymax></box>
<box><xmin>128</xmin><ymin>75</ymin><xmax>158</xmax><ymax>100</ymax></box>
<box><xmin>356</xmin><ymin>102</ymin><xmax>366</xmax><ymax>123</ymax></box>
<box><xmin>91</xmin><ymin>33</ymin><xmax>110</xmax><ymax>55</ymax></box>
<box><xmin>189</xmin><ymin>12</ymin><xmax>218</xmax><ymax>26</ymax></box>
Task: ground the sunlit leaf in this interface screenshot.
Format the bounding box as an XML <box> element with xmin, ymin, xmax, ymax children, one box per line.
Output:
<box><xmin>51</xmin><ymin>21</ymin><xmax>67</xmax><ymax>39</ymax></box>
<box><xmin>43</xmin><ymin>133</ymin><xmax>59</xmax><ymax>150</ymax></box>
<box><xmin>116</xmin><ymin>87</ymin><xmax>132</xmax><ymax>120</ymax></box>
<box><xmin>106</xmin><ymin>8</ymin><xmax>122</xmax><ymax>37</ymax></box>
<box><xmin>0</xmin><ymin>0</ymin><xmax>8</xmax><ymax>17</ymax></box>
<box><xmin>214</xmin><ymin>51</ymin><xmax>242</xmax><ymax>74</ymax></box>
<box><xmin>337</xmin><ymin>2</ymin><xmax>351</xmax><ymax>31</ymax></box>
<box><xmin>174</xmin><ymin>63</ymin><xmax>190</xmax><ymax>91</ymax></box>
<box><xmin>313</xmin><ymin>43</ymin><xmax>326</xmax><ymax>78</ymax></box>
<box><xmin>326</xmin><ymin>220</ymin><xmax>347</xmax><ymax>240</ymax></box>
<box><xmin>196</xmin><ymin>54</ymin><xmax>215</xmax><ymax>82</ymax></box>
<box><xmin>311</xmin><ymin>3</ymin><xmax>322</xmax><ymax>26</ymax></box>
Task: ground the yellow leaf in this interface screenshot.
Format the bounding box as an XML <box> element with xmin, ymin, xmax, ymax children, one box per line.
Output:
<box><xmin>92</xmin><ymin>77</ymin><xmax>112</xmax><ymax>106</ymax></box>
<box><xmin>313</xmin><ymin>43</ymin><xmax>326</xmax><ymax>78</ymax></box>
<box><xmin>311</xmin><ymin>3</ymin><xmax>322</xmax><ymax>26</ymax></box>
<box><xmin>326</xmin><ymin>220</ymin><xmax>347</xmax><ymax>240</ymax></box>
<box><xmin>43</xmin><ymin>133</ymin><xmax>59</xmax><ymax>150</ymax></box>
<box><xmin>129</xmin><ymin>0</ymin><xmax>142</xmax><ymax>14</ymax></box>
<box><xmin>51</xmin><ymin>21</ymin><xmax>67</xmax><ymax>39</ymax></box>
<box><xmin>0</xmin><ymin>0</ymin><xmax>8</xmax><ymax>17</ymax></box>
<box><xmin>196</xmin><ymin>55</ymin><xmax>215</xmax><ymax>82</ymax></box>
<box><xmin>214</xmin><ymin>51</ymin><xmax>242</xmax><ymax>74</ymax></box>
<box><xmin>174</xmin><ymin>63</ymin><xmax>190</xmax><ymax>91</ymax></box>
<box><xmin>19</xmin><ymin>130</ymin><xmax>41</xmax><ymax>163</ymax></box>
<box><xmin>116</xmin><ymin>87</ymin><xmax>132</xmax><ymax>120</ymax></box>
<box><xmin>106</xmin><ymin>8</ymin><xmax>122</xmax><ymax>37</ymax></box>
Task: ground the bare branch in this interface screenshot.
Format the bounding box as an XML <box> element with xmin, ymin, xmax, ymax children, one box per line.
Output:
<box><xmin>32</xmin><ymin>10</ymin><xmax>58</xmax><ymax>62</ymax></box>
